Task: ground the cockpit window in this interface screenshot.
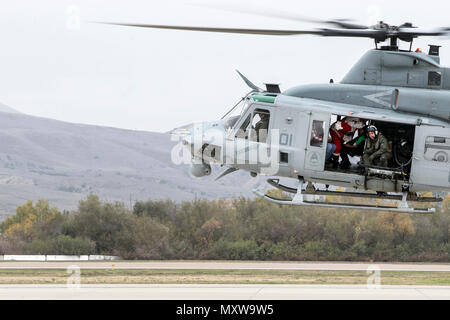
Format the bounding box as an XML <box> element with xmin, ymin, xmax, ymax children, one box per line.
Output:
<box><xmin>250</xmin><ymin>110</ymin><xmax>270</xmax><ymax>143</ymax></box>
<box><xmin>234</xmin><ymin>108</ymin><xmax>271</xmax><ymax>143</ymax></box>
<box><xmin>428</xmin><ymin>71</ymin><xmax>442</xmax><ymax>86</ymax></box>
<box><xmin>235</xmin><ymin>114</ymin><xmax>252</xmax><ymax>138</ymax></box>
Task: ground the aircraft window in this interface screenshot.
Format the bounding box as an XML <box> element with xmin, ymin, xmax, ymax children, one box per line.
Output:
<box><xmin>428</xmin><ymin>71</ymin><xmax>442</xmax><ymax>86</ymax></box>
<box><xmin>310</xmin><ymin>120</ymin><xmax>325</xmax><ymax>147</ymax></box>
<box><xmin>250</xmin><ymin>110</ymin><xmax>270</xmax><ymax>143</ymax></box>
<box><xmin>235</xmin><ymin>114</ymin><xmax>252</xmax><ymax>138</ymax></box>
<box><xmin>280</xmin><ymin>152</ymin><xmax>289</xmax><ymax>163</ymax></box>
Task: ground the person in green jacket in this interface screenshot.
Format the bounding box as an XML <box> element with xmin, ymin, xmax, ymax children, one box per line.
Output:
<box><xmin>362</xmin><ymin>125</ymin><xmax>392</xmax><ymax>167</ymax></box>
<box><xmin>339</xmin><ymin>127</ymin><xmax>367</xmax><ymax>169</ymax></box>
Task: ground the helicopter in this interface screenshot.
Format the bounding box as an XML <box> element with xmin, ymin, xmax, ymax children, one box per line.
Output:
<box><xmin>99</xmin><ymin>14</ymin><xmax>450</xmax><ymax>214</ymax></box>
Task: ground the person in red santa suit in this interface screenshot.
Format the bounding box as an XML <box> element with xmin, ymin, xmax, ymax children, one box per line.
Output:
<box><xmin>329</xmin><ymin>117</ymin><xmax>365</xmax><ymax>168</ymax></box>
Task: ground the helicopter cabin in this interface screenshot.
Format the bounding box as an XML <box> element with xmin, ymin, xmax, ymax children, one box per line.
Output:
<box><xmin>295</xmin><ymin>104</ymin><xmax>450</xmax><ymax>192</ymax></box>
<box><xmin>323</xmin><ymin>114</ymin><xmax>416</xmax><ymax>175</ymax></box>
<box><xmin>237</xmin><ymin>92</ymin><xmax>449</xmax><ymax>193</ymax></box>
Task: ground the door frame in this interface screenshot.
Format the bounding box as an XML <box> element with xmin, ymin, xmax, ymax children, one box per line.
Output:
<box><xmin>304</xmin><ymin>112</ymin><xmax>330</xmax><ymax>172</ymax></box>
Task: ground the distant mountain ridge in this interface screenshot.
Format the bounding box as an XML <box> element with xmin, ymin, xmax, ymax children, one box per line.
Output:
<box><xmin>0</xmin><ymin>102</ymin><xmax>20</xmax><ymax>114</ymax></box>
<box><xmin>0</xmin><ymin>109</ymin><xmax>262</xmax><ymax>219</ymax></box>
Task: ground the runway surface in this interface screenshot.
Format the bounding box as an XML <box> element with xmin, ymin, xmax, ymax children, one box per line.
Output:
<box><xmin>0</xmin><ymin>261</ymin><xmax>449</xmax><ymax>272</ymax></box>
<box><xmin>0</xmin><ymin>284</ymin><xmax>449</xmax><ymax>300</ymax></box>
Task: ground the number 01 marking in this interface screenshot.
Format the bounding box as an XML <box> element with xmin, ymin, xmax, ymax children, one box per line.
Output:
<box><xmin>280</xmin><ymin>134</ymin><xmax>293</xmax><ymax>146</ymax></box>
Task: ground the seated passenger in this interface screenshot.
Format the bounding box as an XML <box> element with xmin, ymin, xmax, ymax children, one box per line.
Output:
<box><xmin>362</xmin><ymin>125</ymin><xmax>392</xmax><ymax>167</ymax></box>
<box><xmin>326</xmin><ymin>139</ymin><xmax>336</xmax><ymax>161</ymax></box>
<box><xmin>329</xmin><ymin>117</ymin><xmax>365</xmax><ymax>168</ymax></box>
<box><xmin>339</xmin><ymin>127</ymin><xmax>367</xmax><ymax>169</ymax></box>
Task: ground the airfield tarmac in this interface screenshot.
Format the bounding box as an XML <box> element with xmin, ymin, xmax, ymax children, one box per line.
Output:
<box><xmin>0</xmin><ymin>284</ymin><xmax>449</xmax><ymax>300</ymax></box>
<box><xmin>0</xmin><ymin>261</ymin><xmax>449</xmax><ymax>299</ymax></box>
<box><xmin>0</xmin><ymin>261</ymin><xmax>449</xmax><ymax>272</ymax></box>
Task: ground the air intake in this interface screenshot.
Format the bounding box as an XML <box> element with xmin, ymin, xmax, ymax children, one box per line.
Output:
<box><xmin>265</xmin><ymin>83</ymin><xmax>281</xmax><ymax>93</ymax></box>
<box><xmin>428</xmin><ymin>45</ymin><xmax>441</xmax><ymax>56</ymax></box>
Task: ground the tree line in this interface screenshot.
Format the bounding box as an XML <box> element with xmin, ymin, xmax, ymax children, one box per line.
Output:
<box><xmin>0</xmin><ymin>193</ymin><xmax>449</xmax><ymax>261</ymax></box>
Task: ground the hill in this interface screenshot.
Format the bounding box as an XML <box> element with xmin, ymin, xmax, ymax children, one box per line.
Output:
<box><xmin>0</xmin><ymin>111</ymin><xmax>262</xmax><ymax>218</ymax></box>
<box><xmin>0</xmin><ymin>102</ymin><xmax>21</xmax><ymax>114</ymax></box>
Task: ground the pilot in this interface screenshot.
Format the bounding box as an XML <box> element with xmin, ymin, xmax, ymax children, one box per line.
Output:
<box><xmin>362</xmin><ymin>125</ymin><xmax>392</xmax><ymax>167</ymax></box>
<box><xmin>254</xmin><ymin>112</ymin><xmax>269</xmax><ymax>142</ymax></box>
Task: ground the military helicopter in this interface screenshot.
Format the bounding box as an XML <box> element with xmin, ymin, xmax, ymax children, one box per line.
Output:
<box><xmin>100</xmin><ymin>13</ymin><xmax>450</xmax><ymax>214</ymax></box>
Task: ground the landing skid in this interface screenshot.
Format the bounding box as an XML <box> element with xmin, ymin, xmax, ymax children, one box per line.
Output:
<box><xmin>253</xmin><ymin>178</ymin><xmax>439</xmax><ymax>214</ymax></box>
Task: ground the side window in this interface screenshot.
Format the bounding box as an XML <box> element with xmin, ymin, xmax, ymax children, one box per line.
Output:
<box><xmin>250</xmin><ymin>109</ymin><xmax>270</xmax><ymax>143</ymax></box>
<box><xmin>428</xmin><ymin>71</ymin><xmax>442</xmax><ymax>86</ymax></box>
<box><xmin>310</xmin><ymin>120</ymin><xmax>325</xmax><ymax>147</ymax></box>
<box><xmin>235</xmin><ymin>114</ymin><xmax>252</xmax><ymax>139</ymax></box>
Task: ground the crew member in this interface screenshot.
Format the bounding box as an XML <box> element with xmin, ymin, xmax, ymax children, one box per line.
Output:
<box><xmin>362</xmin><ymin>125</ymin><xmax>392</xmax><ymax>167</ymax></box>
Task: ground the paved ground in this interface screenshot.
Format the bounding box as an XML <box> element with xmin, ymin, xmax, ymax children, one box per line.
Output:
<box><xmin>0</xmin><ymin>284</ymin><xmax>449</xmax><ymax>300</ymax></box>
<box><xmin>0</xmin><ymin>261</ymin><xmax>449</xmax><ymax>272</ymax></box>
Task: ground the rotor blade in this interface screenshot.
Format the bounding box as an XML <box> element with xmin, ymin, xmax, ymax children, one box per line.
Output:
<box><xmin>215</xmin><ymin>167</ymin><xmax>239</xmax><ymax>181</ymax></box>
<box><xmin>192</xmin><ymin>4</ymin><xmax>368</xmax><ymax>29</ymax></box>
<box><xmin>327</xmin><ymin>19</ymin><xmax>369</xmax><ymax>30</ymax></box>
<box><xmin>236</xmin><ymin>70</ymin><xmax>263</xmax><ymax>92</ymax></box>
<box><xmin>318</xmin><ymin>28</ymin><xmax>388</xmax><ymax>38</ymax></box>
<box><xmin>397</xmin><ymin>27</ymin><xmax>450</xmax><ymax>37</ymax></box>
<box><xmin>96</xmin><ymin>22</ymin><xmax>389</xmax><ymax>39</ymax></box>
<box><xmin>96</xmin><ymin>22</ymin><xmax>324</xmax><ymax>36</ymax></box>
<box><xmin>98</xmin><ymin>22</ymin><xmax>450</xmax><ymax>42</ymax></box>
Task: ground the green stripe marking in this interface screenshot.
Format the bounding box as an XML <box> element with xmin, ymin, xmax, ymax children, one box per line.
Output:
<box><xmin>252</xmin><ymin>94</ymin><xmax>276</xmax><ymax>104</ymax></box>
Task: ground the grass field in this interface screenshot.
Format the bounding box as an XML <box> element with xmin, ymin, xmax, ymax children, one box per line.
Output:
<box><xmin>0</xmin><ymin>269</ymin><xmax>449</xmax><ymax>285</ymax></box>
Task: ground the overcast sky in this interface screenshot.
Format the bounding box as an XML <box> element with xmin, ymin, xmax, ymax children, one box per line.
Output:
<box><xmin>0</xmin><ymin>0</ymin><xmax>449</xmax><ymax>132</ymax></box>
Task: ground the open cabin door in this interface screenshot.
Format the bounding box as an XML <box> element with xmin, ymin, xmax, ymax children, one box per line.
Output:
<box><xmin>410</xmin><ymin>125</ymin><xmax>450</xmax><ymax>190</ymax></box>
<box><xmin>304</xmin><ymin>112</ymin><xmax>330</xmax><ymax>172</ymax></box>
